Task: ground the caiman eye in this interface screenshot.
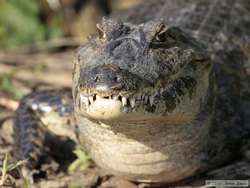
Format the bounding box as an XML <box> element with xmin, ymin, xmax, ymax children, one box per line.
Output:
<box><xmin>155</xmin><ymin>31</ymin><xmax>167</xmax><ymax>42</ymax></box>
<box><xmin>150</xmin><ymin>34</ymin><xmax>175</xmax><ymax>48</ymax></box>
<box><xmin>150</xmin><ymin>29</ymin><xmax>176</xmax><ymax>49</ymax></box>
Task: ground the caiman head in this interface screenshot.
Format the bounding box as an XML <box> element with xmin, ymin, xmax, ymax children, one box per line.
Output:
<box><xmin>73</xmin><ymin>19</ymin><xmax>212</xmax><ymax>124</ymax></box>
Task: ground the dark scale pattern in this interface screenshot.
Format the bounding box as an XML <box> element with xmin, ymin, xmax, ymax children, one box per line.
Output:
<box><xmin>118</xmin><ymin>0</ymin><xmax>250</xmax><ymax>50</ymax></box>
<box><xmin>177</xmin><ymin>0</ymin><xmax>234</xmax><ymax>44</ymax></box>
<box><xmin>14</xmin><ymin>89</ymin><xmax>76</xmax><ymax>181</ymax></box>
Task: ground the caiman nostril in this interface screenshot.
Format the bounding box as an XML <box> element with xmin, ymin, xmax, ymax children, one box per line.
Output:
<box><xmin>83</xmin><ymin>65</ymin><xmax>125</xmax><ymax>91</ymax></box>
<box><xmin>114</xmin><ymin>75</ymin><xmax>122</xmax><ymax>82</ymax></box>
<box><xmin>80</xmin><ymin>64</ymin><xmax>143</xmax><ymax>93</ymax></box>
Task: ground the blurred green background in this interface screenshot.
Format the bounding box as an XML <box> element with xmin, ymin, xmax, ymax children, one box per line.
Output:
<box><xmin>0</xmin><ymin>0</ymin><xmax>142</xmax><ymax>50</ymax></box>
<box><xmin>0</xmin><ymin>0</ymin><xmax>62</xmax><ymax>49</ymax></box>
<box><xmin>0</xmin><ymin>0</ymin><xmax>143</xmax><ymax>101</ymax></box>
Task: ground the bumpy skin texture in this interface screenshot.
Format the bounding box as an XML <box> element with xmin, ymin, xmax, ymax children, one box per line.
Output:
<box><xmin>15</xmin><ymin>0</ymin><xmax>250</xmax><ymax>184</ymax></box>
<box><xmin>15</xmin><ymin>89</ymin><xmax>77</xmax><ymax>181</ymax></box>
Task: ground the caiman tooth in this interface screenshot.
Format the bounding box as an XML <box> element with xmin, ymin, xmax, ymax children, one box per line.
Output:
<box><xmin>129</xmin><ymin>98</ymin><xmax>136</xmax><ymax>108</ymax></box>
<box><xmin>85</xmin><ymin>99</ymin><xmax>90</xmax><ymax>106</ymax></box>
<box><xmin>96</xmin><ymin>95</ymin><xmax>102</xmax><ymax>99</ymax></box>
<box><xmin>142</xmin><ymin>94</ymin><xmax>145</xmax><ymax>100</ymax></box>
<box><xmin>89</xmin><ymin>96</ymin><xmax>94</xmax><ymax>104</ymax></box>
<box><xmin>80</xmin><ymin>95</ymin><xmax>89</xmax><ymax>106</ymax></box>
<box><xmin>113</xmin><ymin>96</ymin><xmax>119</xmax><ymax>100</ymax></box>
<box><xmin>149</xmin><ymin>96</ymin><xmax>154</xmax><ymax>106</ymax></box>
<box><xmin>122</xmin><ymin>97</ymin><xmax>127</xmax><ymax>106</ymax></box>
<box><xmin>137</xmin><ymin>93</ymin><xmax>142</xmax><ymax>100</ymax></box>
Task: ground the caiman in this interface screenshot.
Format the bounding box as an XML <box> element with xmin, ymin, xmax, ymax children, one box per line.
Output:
<box><xmin>15</xmin><ymin>0</ymin><xmax>250</xmax><ymax>185</ymax></box>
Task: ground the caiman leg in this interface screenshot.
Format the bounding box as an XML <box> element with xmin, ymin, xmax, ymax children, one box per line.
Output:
<box><xmin>14</xmin><ymin>89</ymin><xmax>77</xmax><ymax>182</ymax></box>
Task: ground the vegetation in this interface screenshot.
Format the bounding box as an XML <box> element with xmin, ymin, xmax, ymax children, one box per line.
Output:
<box><xmin>0</xmin><ymin>154</ymin><xmax>27</xmax><ymax>186</ymax></box>
<box><xmin>0</xmin><ymin>0</ymin><xmax>63</xmax><ymax>49</ymax></box>
<box><xmin>0</xmin><ymin>72</ymin><xmax>23</xmax><ymax>100</ymax></box>
<box><xmin>68</xmin><ymin>145</ymin><xmax>91</xmax><ymax>173</ymax></box>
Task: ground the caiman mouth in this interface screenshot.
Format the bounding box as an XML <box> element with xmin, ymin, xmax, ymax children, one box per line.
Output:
<box><xmin>76</xmin><ymin>71</ymin><xmax>198</xmax><ymax>122</ymax></box>
<box><xmin>75</xmin><ymin>61</ymin><xmax>203</xmax><ymax>122</ymax></box>
<box><xmin>77</xmin><ymin>77</ymin><xmax>198</xmax><ymax>126</ymax></box>
<box><xmin>75</xmin><ymin>63</ymin><xmax>166</xmax><ymax>120</ymax></box>
<box><xmin>78</xmin><ymin>87</ymin><xmax>159</xmax><ymax>120</ymax></box>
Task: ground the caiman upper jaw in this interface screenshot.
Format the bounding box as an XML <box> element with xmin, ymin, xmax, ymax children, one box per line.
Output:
<box><xmin>79</xmin><ymin>64</ymin><xmax>147</xmax><ymax>96</ymax></box>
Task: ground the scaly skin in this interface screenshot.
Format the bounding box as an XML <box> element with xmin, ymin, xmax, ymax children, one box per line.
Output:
<box><xmin>15</xmin><ymin>0</ymin><xmax>250</xmax><ymax>184</ymax></box>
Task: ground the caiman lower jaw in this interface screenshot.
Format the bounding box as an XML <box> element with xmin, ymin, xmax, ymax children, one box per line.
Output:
<box><xmin>78</xmin><ymin>93</ymin><xmax>194</xmax><ymax>124</ymax></box>
<box><xmin>78</xmin><ymin>91</ymin><xmax>158</xmax><ymax>120</ymax></box>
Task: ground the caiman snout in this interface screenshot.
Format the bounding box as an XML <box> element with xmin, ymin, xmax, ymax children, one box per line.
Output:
<box><xmin>79</xmin><ymin>64</ymin><xmax>143</xmax><ymax>96</ymax></box>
